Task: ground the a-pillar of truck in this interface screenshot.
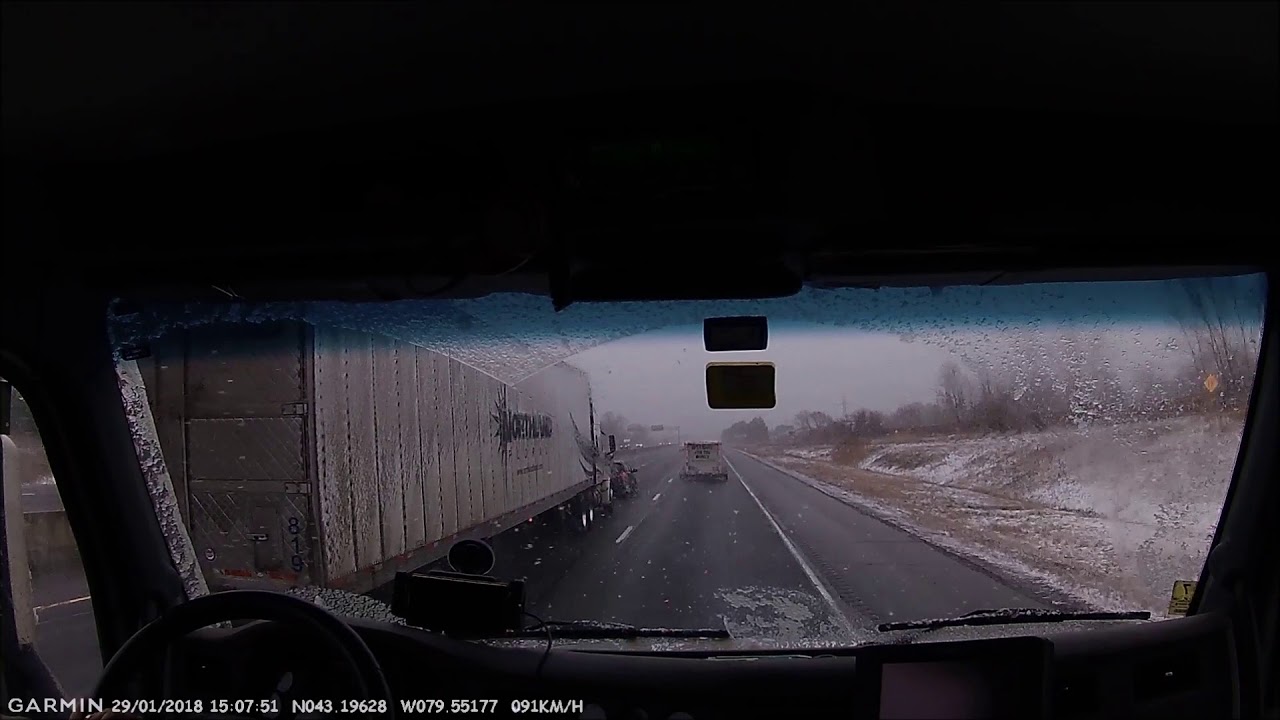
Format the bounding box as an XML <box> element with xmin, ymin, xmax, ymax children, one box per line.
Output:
<box><xmin>136</xmin><ymin>320</ymin><xmax>613</xmax><ymax>595</ymax></box>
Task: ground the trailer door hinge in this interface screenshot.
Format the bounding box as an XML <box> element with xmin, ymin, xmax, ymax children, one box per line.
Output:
<box><xmin>281</xmin><ymin>402</ymin><xmax>308</xmax><ymax>416</ymax></box>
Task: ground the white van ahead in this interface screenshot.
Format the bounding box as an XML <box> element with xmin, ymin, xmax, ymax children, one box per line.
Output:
<box><xmin>681</xmin><ymin>441</ymin><xmax>729</xmax><ymax>482</ymax></box>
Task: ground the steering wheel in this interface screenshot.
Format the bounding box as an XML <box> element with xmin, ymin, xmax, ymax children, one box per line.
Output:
<box><xmin>94</xmin><ymin>590</ymin><xmax>393</xmax><ymax>718</ymax></box>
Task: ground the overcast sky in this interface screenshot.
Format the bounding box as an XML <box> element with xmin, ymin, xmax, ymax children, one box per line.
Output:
<box><xmin>563</xmin><ymin>313</ymin><xmax>1260</xmax><ymax>442</ymax></box>
<box><xmin>280</xmin><ymin>274</ymin><xmax>1266</xmax><ymax>406</ymax></box>
<box><xmin>117</xmin><ymin>274</ymin><xmax>1262</xmax><ymax>445</ymax></box>
<box><xmin>569</xmin><ymin>323</ymin><xmax>956</xmax><ymax>441</ymax></box>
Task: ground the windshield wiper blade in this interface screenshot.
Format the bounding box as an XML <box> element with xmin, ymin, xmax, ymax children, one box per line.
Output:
<box><xmin>499</xmin><ymin>619</ymin><xmax>732</xmax><ymax>640</ymax></box>
<box><xmin>877</xmin><ymin>608</ymin><xmax>1151</xmax><ymax>632</ymax></box>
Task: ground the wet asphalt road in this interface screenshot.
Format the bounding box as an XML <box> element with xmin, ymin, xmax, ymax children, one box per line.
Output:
<box><xmin>532</xmin><ymin>446</ymin><xmax>1045</xmax><ymax>641</ymax></box>
<box><xmin>29</xmin><ymin>570</ymin><xmax>101</xmax><ymax>698</ymax></box>
<box><xmin>19</xmin><ymin>482</ymin><xmax>63</xmax><ymax>513</ymax></box>
<box><xmin>30</xmin><ymin>445</ymin><xmax>1048</xmax><ymax>693</ymax></box>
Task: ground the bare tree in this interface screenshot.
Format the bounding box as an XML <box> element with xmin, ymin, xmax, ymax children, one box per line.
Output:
<box><xmin>936</xmin><ymin>361</ymin><xmax>969</xmax><ymax>427</ymax></box>
<box><xmin>1176</xmin><ymin>277</ymin><xmax>1263</xmax><ymax>408</ymax></box>
<box><xmin>722</xmin><ymin>417</ymin><xmax>770</xmax><ymax>445</ymax></box>
<box><xmin>889</xmin><ymin>402</ymin><xmax>926</xmax><ymax>430</ymax></box>
<box><xmin>844</xmin><ymin>408</ymin><xmax>886</xmax><ymax>437</ymax></box>
<box><xmin>794</xmin><ymin>410</ymin><xmax>833</xmax><ymax>433</ymax></box>
<box><xmin>970</xmin><ymin>365</ymin><xmax>1017</xmax><ymax>431</ymax></box>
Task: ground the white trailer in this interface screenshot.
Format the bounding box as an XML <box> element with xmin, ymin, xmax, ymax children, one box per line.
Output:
<box><xmin>137</xmin><ymin>320</ymin><xmax>609</xmax><ymax>595</ymax></box>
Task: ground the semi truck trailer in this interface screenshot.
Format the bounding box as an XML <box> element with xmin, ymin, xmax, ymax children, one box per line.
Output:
<box><xmin>136</xmin><ymin>319</ymin><xmax>612</xmax><ymax>595</ymax></box>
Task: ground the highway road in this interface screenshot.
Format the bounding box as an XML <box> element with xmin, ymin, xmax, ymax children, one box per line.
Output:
<box><xmin>29</xmin><ymin>443</ymin><xmax>1050</xmax><ymax>694</ymax></box>
<box><xmin>19</xmin><ymin>481</ymin><xmax>62</xmax><ymax>513</ymax></box>
<box><xmin>29</xmin><ymin>570</ymin><xmax>100</xmax><ymax>698</ymax></box>
<box><xmin>530</xmin><ymin>445</ymin><xmax>1046</xmax><ymax>641</ymax></box>
<box><xmin>15</xmin><ymin>480</ymin><xmax>101</xmax><ymax>697</ymax></box>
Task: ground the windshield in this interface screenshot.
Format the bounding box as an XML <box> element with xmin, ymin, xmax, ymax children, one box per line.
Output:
<box><xmin>107</xmin><ymin>274</ymin><xmax>1265</xmax><ymax>645</ymax></box>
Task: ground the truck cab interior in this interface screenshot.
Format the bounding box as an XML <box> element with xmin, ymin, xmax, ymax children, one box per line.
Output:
<box><xmin>2</xmin><ymin>3</ymin><xmax>1277</xmax><ymax>719</ymax></box>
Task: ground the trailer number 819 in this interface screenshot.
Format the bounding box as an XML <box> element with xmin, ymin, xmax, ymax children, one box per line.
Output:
<box><xmin>288</xmin><ymin>516</ymin><xmax>305</xmax><ymax>572</ymax></box>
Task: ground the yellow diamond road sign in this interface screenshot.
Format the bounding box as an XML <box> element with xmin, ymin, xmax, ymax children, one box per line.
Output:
<box><xmin>1204</xmin><ymin>374</ymin><xmax>1219</xmax><ymax>393</ymax></box>
<box><xmin>1168</xmin><ymin>580</ymin><xmax>1197</xmax><ymax>616</ymax></box>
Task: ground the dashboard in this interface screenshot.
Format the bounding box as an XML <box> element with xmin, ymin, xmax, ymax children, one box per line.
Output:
<box><xmin>171</xmin><ymin>613</ymin><xmax>1234</xmax><ymax>720</ymax></box>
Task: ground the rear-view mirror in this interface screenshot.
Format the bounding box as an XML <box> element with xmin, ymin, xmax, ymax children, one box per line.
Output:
<box><xmin>706</xmin><ymin>362</ymin><xmax>776</xmax><ymax>409</ymax></box>
<box><xmin>704</xmin><ymin>316</ymin><xmax>768</xmax><ymax>352</ymax></box>
<box><xmin>608</xmin><ymin>434</ymin><xmax>617</xmax><ymax>453</ymax></box>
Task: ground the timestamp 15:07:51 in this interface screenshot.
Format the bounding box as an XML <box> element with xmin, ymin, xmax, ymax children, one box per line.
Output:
<box><xmin>207</xmin><ymin>699</ymin><xmax>281</xmax><ymax>715</ymax></box>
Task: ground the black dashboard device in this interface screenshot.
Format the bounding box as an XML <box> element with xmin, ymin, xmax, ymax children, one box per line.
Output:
<box><xmin>391</xmin><ymin>570</ymin><xmax>526</xmax><ymax>636</ymax></box>
<box><xmin>852</xmin><ymin>636</ymin><xmax>1053</xmax><ymax>720</ymax></box>
<box><xmin>704</xmin><ymin>316</ymin><xmax>769</xmax><ymax>351</ymax></box>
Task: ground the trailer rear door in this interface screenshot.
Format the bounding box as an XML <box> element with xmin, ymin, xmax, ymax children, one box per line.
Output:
<box><xmin>684</xmin><ymin>442</ymin><xmax>724</xmax><ymax>476</ymax></box>
<box><xmin>147</xmin><ymin>321</ymin><xmax>319</xmax><ymax>589</ymax></box>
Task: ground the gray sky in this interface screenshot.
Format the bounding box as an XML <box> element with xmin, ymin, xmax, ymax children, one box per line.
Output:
<box><xmin>565</xmin><ymin>318</ymin><xmax>1243</xmax><ymax>442</ymax></box>
<box><xmin>568</xmin><ymin>323</ymin><xmax>956</xmax><ymax>441</ymax></box>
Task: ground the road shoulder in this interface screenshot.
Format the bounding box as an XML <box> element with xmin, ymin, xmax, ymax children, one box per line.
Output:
<box><xmin>734</xmin><ymin>450</ymin><xmax>1088</xmax><ymax>612</ymax></box>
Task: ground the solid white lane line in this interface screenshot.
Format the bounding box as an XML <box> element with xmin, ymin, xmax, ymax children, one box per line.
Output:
<box><xmin>34</xmin><ymin>595</ymin><xmax>90</xmax><ymax>612</ymax></box>
<box><xmin>725</xmin><ymin>455</ymin><xmax>855</xmax><ymax>635</ymax></box>
<box><xmin>615</xmin><ymin>525</ymin><xmax>635</xmax><ymax>544</ymax></box>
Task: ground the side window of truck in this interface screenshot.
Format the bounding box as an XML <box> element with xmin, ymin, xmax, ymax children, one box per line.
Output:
<box><xmin>1</xmin><ymin>384</ymin><xmax>103</xmax><ymax>698</ymax></box>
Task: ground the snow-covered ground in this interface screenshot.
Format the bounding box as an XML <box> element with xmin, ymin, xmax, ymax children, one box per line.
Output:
<box><xmin>754</xmin><ymin>413</ymin><xmax>1246</xmax><ymax>617</ymax></box>
<box><xmin>781</xmin><ymin>447</ymin><xmax>833</xmax><ymax>461</ymax></box>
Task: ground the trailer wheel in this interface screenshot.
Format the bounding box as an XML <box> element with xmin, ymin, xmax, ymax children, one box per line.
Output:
<box><xmin>557</xmin><ymin>504</ymin><xmax>580</xmax><ymax>535</ymax></box>
<box><xmin>573</xmin><ymin>494</ymin><xmax>591</xmax><ymax>533</ymax></box>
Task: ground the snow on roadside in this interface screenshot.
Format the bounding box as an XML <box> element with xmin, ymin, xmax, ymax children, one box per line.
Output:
<box><xmin>782</xmin><ymin>447</ymin><xmax>832</xmax><ymax>461</ymax></box>
<box><xmin>756</xmin><ymin>414</ymin><xmax>1245</xmax><ymax>617</ymax></box>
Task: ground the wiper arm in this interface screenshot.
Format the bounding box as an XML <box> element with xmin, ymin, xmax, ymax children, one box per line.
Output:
<box><xmin>499</xmin><ymin>619</ymin><xmax>732</xmax><ymax>640</ymax></box>
<box><xmin>877</xmin><ymin>608</ymin><xmax>1151</xmax><ymax>632</ymax></box>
